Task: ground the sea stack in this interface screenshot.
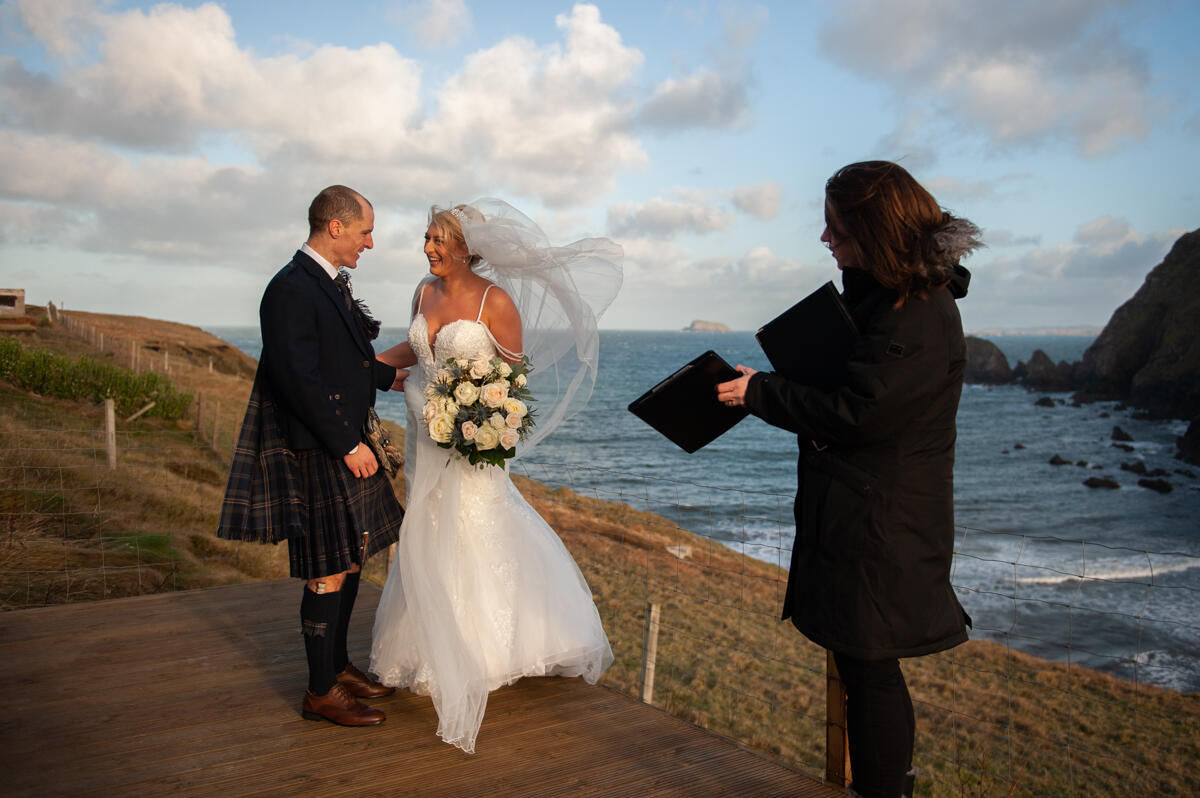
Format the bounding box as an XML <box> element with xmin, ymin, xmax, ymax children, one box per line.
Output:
<box><xmin>683</xmin><ymin>320</ymin><xmax>732</xmax><ymax>332</ymax></box>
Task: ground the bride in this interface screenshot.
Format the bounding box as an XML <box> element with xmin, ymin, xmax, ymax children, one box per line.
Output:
<box><xmin>371</xmin><ymin>200</ymin><xmax>620</xmax><ymax>753</ymax></box>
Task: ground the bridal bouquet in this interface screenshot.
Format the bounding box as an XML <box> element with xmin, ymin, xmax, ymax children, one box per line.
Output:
<box><xmin>423</xmin><ymin>355</ymin><xmax>536</xmax><ymax>468</ymax></box>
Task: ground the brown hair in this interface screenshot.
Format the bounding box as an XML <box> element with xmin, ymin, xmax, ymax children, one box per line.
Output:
<box><xmin>825</xmin><ymin>161</ymin><xmax>975</xmax><ymax>305</ymax></box>
<box><xmin>308</xmin><ymin>185</ymin><xmax>370</xmax><ymax>237</ymax></box>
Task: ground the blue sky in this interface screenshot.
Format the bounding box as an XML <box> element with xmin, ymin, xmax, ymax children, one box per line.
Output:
<box><xmin>1</xmin><ymin>0</ymin><xmax>1197</xmax><ymax>332</ymax></box>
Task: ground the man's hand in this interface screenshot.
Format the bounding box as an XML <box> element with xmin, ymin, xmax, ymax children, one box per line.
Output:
<box><xmin>391</xmin><ymin>368</ymin><xmax>410</xmax><ymax>392</ymax></box>
<box><xmin>343</xmin><ymin>445</ymin><xmax>379</xmax><ymax>478</ymax></box>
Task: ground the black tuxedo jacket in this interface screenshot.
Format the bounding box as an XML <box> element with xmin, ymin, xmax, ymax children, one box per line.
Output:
<box><xmin>258</xmin><ymin>249</ymin><xmax>396</xmax><ymax>457</ymax></box>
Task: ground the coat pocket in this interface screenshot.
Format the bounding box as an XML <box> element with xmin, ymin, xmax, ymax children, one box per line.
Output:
<box><xmin>804</xmin><ymin>452</ymin><xmax>885</xmax><ymax>559</ymax></box>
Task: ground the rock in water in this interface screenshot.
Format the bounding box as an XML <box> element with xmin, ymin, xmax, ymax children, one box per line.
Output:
<box><xmin>1014</xmin><ymin>350</ymin><xmax>1074</xmax><ymax>391</ymax></box>
<box><xmin>1178</xmin><ymin>418</ymin><xmax>1200</xmax><ymax>466</ymax></box>
<box><xmin>683</xmin><ymin>320</ymin><xmax>732</xmax><ymax>332</ymax></box>
<box><xmin>1073</xmin><ymin>228</ymin><xmax>1200</xmax><ymax>419</ymax></box>
<box><xmin>1083</xmin><ymin>476</ymin><xmax>1120</xmax><ymax>489</ymax></box>
<box><xmin>964</xmin><ymin>336</ymin><xmax>1012</xmax><ymax>384</ymax></box>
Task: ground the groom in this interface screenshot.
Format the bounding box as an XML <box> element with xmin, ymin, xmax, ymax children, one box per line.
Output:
<box><xmin>218</xmin><ymin>185</ymin><xmax>406</xmax><ymax>726</ymax></box>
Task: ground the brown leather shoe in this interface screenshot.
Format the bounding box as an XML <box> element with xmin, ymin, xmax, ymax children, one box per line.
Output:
<box><xmin>337</xmin><ymin>662</ymin><xmax>396</xmax><ymax>699</ymax></box>
<box><xmin>301</xmin><ymin>683</ymin><xmax>385</xmax><ymax>726</ymax></box>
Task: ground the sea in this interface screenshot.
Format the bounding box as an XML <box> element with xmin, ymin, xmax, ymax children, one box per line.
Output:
<box><xmin>210</xmin><ymin>327</ymin><xmax>1200</xmax><ymax>693</ymax></box>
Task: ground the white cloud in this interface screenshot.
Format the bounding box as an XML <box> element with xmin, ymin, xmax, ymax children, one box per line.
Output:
<box><xmin>608</xmin><ymin>197</ymin><xmax>733</xmax><ymax>239</ymax></box>
<box><xmin>609</xmin><ymin>237</ymin><xmax>831</xmax><ymax>330</ymax></box>
<box><xmin>639</xmin><ymin>68</ymin><xmax>751</xmax><ymax>130</ymax></box>
<box><xmin>424</xmin><ymin>4</ymin><xmax>646</xmax><ymax>205</ymax></box>
<box><xmin>389</xmin><ymin>0</ymin><xmax>472</xmax><ymax>48</ymax></box>
<box><xmin>0</xmin><ymin>2</ymin><xmax>653</xmax><ymax>266</ymax></box>
<box><xmin>5</xmin><ymin>0</ymin><xmax>101</xmax><ymax>59</ymax></box>
<box><xmin>982</xmin><ymin>228</ymin><xmax>1042</xmax><ymax>248</ymax></box>
<box><xmin>821</xmin><ymin>0</ymin><xmax>1155</xmax><ymax>156</ymax></box>
<box><xmin>637</xmin><ymin>4</ymin><xmax>764</xmax><ymax>131</ymax></box>
<box><xmin>984</xmin><ymin>216</ymin><xmax>1180</xmax><ymax>291</ymax></box>
<box><xmin>730</xmin><ymin>180</ymin><xmax>782</xmax><ymax>220</ymax></box>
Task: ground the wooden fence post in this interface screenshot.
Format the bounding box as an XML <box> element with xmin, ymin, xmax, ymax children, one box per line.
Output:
<box><xmin>211</xmin><ymin>401</ymin><xmax>220</xmax><ymax>449</ymax></box>
<box><xmin>640</xmin><ymin>601</ymin><xmax>661</xmax><ymax>704</ymax></box>
<box><xmin>195</xmin><ymin>393</ymin><xmax>206</xmax><ymax>441</ymax></box>
<box><xmin>104</xmin><ymin>399</ymin><xmax>117</xmax><ymax>469</ymax></box>
<box><xmin>825</xmin><ymin>649</ymin><xmax>851</xmax><ymax>787</ymax></box>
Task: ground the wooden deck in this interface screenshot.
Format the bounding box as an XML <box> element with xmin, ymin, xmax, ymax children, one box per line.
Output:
<box><xmin>0</xmin><ymin>580</ymin><xmax>842</xmax><ymax>797</ymax></box>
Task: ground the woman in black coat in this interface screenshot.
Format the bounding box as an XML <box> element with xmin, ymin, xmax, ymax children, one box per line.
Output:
<box><xmin>717</xmin><ymin>161</ymin><xmax>980</xmax><ymax>798</ymax></box>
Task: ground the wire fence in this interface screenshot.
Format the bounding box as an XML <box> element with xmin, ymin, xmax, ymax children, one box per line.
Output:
<box><xmin>511</xmin><ymin>458</ymin><xmax>1200</xmax><ymax>797</ymax></box>
<box><xmin>1</xmin><ymin>415</ymin><xmax>1197</xmax><ymax>795</ymax></box>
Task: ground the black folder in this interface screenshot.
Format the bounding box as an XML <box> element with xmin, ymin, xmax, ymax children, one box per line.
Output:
<box><xmin>755</xmin><ymin>281</ymin><xmax>859</xmax><ymax>388</ymax></box>
<box><xmin>627</xmin><ymin>350</ymin><xmax>749</xmax><ymax>453</ymax></box>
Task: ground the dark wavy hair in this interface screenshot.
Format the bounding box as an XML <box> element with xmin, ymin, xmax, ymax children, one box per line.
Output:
<box><xmin>825</xmin><ymin>161</ymin><xmax>980</xmax><ymax>305</ymax></box>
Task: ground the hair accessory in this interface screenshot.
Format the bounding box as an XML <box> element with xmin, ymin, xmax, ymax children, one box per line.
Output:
<box><xmin>416</xmin><ymin>199</ymin><xmax>623</xmax><ymax>460</ymax></box>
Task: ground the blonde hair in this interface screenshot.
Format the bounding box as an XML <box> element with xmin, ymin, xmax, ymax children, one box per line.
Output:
<box><xmin>429</xmin><ymin>204</ymin><xmax>483</xmax><ymax>268</ymax></box>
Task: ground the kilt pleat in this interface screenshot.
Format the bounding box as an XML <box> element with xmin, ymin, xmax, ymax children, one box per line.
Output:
<box><xmin>287</xmin><ymin>448</ymin><xmax>404</xmax><ymax>580</ymax></box>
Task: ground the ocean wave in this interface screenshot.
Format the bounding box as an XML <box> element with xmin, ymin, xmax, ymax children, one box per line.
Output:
<box><xmin>1011</xmin><ymin>558</ymin><xmax>1200</xmax><ymax>586</ymax></box>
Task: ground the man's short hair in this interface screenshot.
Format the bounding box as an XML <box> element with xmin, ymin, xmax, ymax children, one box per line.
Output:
<box><xmin>308</xmin><ymin>185</ymin><xmax>371</xmax><ymax>237</ymax></box>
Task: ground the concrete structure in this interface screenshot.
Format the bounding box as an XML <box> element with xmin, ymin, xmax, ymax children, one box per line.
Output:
<box><xmin>0</xmin><ymin>288</ymin><xmax>25</xmax><ymax>318</ymax></box>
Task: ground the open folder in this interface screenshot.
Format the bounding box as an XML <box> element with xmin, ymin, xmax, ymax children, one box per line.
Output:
<box><xmin>755</xmin><ymin>281</ymin><xmax>859</xmax><ymax>388</ymax></box>
<box><xmin>627</xmin><ymin>350</ymin><xmax>749</xmax><ymax>453</ymax></box>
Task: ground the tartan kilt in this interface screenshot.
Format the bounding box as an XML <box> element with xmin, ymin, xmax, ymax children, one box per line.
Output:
<box><xmin>287</xmin><ymin>448</ymin><xmax>404</xmax><ymax>580</ymax></box>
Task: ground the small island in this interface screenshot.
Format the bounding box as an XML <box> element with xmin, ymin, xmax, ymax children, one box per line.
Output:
<box><xmin>683</xmin><ymin>319</ymin><xmax>731</xmax><ymax>332</ymax></box>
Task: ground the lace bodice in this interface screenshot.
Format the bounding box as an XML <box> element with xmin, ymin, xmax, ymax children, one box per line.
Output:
<box><xmin>409</xmin><ymin>315</ymin><xmax>498</xmax><ymax>391</ymax></box>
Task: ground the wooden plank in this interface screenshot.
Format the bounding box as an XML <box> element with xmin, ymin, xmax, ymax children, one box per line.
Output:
<box><xmin>0</xmin><ymin>580</ymin><xmax>841</xmax><ymax>798</ymax></box>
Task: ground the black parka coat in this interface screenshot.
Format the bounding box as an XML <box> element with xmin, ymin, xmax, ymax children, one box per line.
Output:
<box><xmin>744</xmin><ymin>267</ymin><xmax>972</xmax><ymax>660</ymax></box>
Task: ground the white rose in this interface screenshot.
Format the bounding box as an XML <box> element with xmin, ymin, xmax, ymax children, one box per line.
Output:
<box><xmin>480</xmin><ymin>381</ymin><xmax>508</xmax><ymax>408</ymax></box>
<box><xmin>498</xmin><ymin>361</ymin><xmax>513</xmax><ymax>378</ymax></box>
<box><xmin>439</xmin><ymin>397</ymin><xmax>459</xmax><ymax>416</ymax></box>
<box><xmin>422</xmin><ymin>400</ymin><xmax>438</xmax><ymax>424</ymax></box>
<box><xmin>488</xmin><ymin>412</ymin><xmax>506</xmax><ymax>429</ymax></box>
<box><xmin>502</xmin><ymin>397</ymin><xmax>527</xmax><ymax>417</ymax></box>
<box><xmin>499</xmin><ymin>428</ymin><xmax>519</xmax><ymax>450</ymax></box>
<box><xmin>428</xmin><ymin>413</ymin><xmax>455</xmax><ymax>444</ymax></box>
<box><xmin>460</xmin><ymin>420</ymin><xmax>478</xmax><ymax>441</ymax></box>
<box><xmin>505</xmin><ymin>412</ymin><xmax>522</xmax><ymax>429</ymax></box>
<box><xmin>453</xmin><ymin>381</ymin><xmax>480</xmax><ymax>406</ymax></box>
<box><xmin>473</xmin><ymin>424</ymin><xmax>500</xmax><ymax>450</ymax></box>
<box><xmin>514</xmin><ymin>373</ymin><xmax>527</xmax><ymax>388</ymax></box>
<box><xmin>455</xmin><ymin>358</ymin><xmax>468</xmax><ymax>370</ymax></box>
<box><xmin>469</xmin><ymin>358</ymin><xmax>491</xmax><ymax>380</ymax></box>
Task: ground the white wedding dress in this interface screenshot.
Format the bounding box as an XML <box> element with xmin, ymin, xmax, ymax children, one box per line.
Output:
<box><xmin>370</xmin><ymin>289</ymin><xmax>613</xmax><ymax>754</ymax></box>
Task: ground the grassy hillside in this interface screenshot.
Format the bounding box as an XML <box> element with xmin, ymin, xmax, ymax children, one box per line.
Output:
<box><xmin>2</xmin><ymin>306</ymin><xmax>1197</xmax><ymax>796</ymax></box>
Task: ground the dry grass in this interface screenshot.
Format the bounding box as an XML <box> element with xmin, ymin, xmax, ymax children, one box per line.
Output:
<box><xmin>2</xmin><ymin>310</ymin><xmax>1198</xmax><ymax>796</ymax></box>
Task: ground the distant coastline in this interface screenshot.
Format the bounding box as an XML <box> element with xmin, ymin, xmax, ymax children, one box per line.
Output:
<box><xmin>966</xmin><ymin>325</ymin><xmax>1102</xmax><ymax>337</ymax></box>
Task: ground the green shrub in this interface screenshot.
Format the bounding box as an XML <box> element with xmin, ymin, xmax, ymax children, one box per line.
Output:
<box><xmin>0</xmin><ymin>339</ymin><xmax>192</xmax><ymax>420</ymax></box>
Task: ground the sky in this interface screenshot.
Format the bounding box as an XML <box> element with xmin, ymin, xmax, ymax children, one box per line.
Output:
<box><xmin>1</xmin><ymin>0</ymin><xmax>1197</xmax><ymax>333</ymax></box>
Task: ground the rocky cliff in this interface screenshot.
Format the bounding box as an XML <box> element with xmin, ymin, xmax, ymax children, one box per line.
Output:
<box><xmin>1072</xmin><ymin>228</ymin><xmax>1200</xmax><ymax>420</ymax></box>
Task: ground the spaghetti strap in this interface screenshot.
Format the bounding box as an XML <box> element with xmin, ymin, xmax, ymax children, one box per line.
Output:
<box><xmin>475</xmin><ymin>284</ymin><xmax>494</xmax><ymax>322</ymax></box>
<box><xmin>416</xmin><ymin>281</ymin><xmax>429</xmax><ymax>315</ymax></box>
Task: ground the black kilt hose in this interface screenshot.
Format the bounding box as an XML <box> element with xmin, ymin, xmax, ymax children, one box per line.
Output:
<box><xmin>288</xmin><ymin>448</ymin><xmax>402</xmax><ymax>579</ymax></box>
